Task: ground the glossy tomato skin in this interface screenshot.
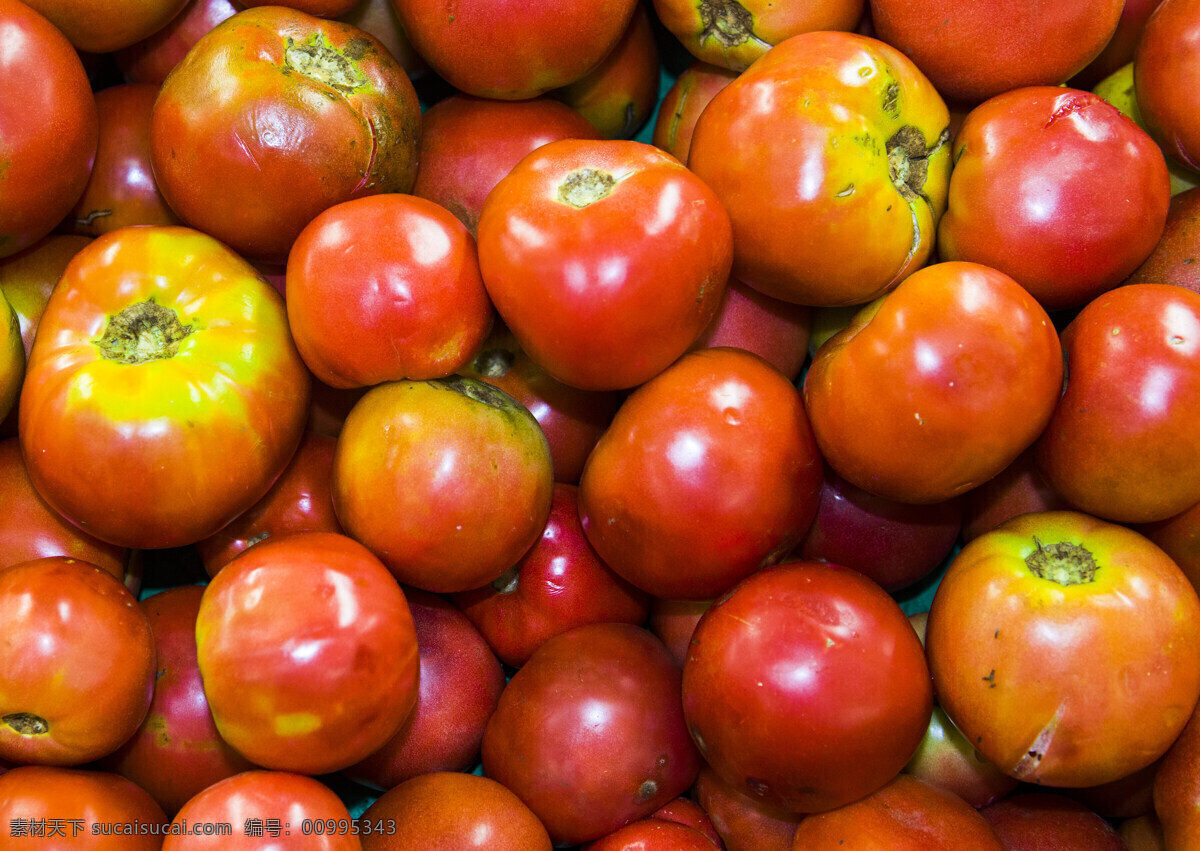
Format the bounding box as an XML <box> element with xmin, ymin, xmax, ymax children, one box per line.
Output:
<box><xmin>103</xmin><ymin>586</ymin><xmax>254</xmax><ymax>816</ymax></box>
<box><xmin>804</xmin><ymin>261</ymin><xmax>1062</xmax><ymax>504</ymax></box>
<box><xmin>359</xmin><ymin>772</ymin><xmax>552</xmax><ymax>850</ymax></box>
<box><xmin>115</xmin><ymin>0</ymin><xmax>240</xmax><ymax>85</ymax></box>
<box><xmin>22</xmin><ymin>0</ymin><xmax>190</xmax><ymax>53</ymax></box>
<box><xmin>150</xmin><ymin>6</ymin><xmax>421</xmax><ymax>263</ymax></box>
<box><xmin>286</xmin><ymin>194</ymin><xmax>493</xmax><ymax>388</ymax></box>
<box><xmin>1126</xmin><ymin>187</ymin><xmax>1200</xmax><ymax>292</ymax></box>
<box><xmin>163</xmin><ymin>770</ymin><xmax>359</xmax><ymax>850</ymax></box>
<box><xmin>938</xmin><ymin>87</ymin><xmax>1170</xmax><ymax>311</ymax></box>
<box><xmin>926</xmin><ymin>511</ymin><xmax>1200</xmax><ymax>788</ymax></box>
<box><xmin>1136</xmin><ymin>0</ymin><xmax>1200</xmax><ymax>170</ymax></box>
<box><xmin>1035</xmin><ymin>284</ymin><xmax>1200</xmax><ymax>523</ymax></box>
<box><xmin>580</xmin><ymin>348</ymin><xmax>823</xmax><ymax>600</ymax></box>
<box><xmin>684</xmin><ymin>561</ymin><xmax>932</xmax><ymax>814</ymax></box>
<box><xmin>688</xmin><ymin>31</ymin><xmax>951</xmax><ymax>307</ymax></box>
<box><xmin>481</xmin><ymin>623</ymin><xmax>701</xmax><ymax>846</ymax></box>
<box><xmin>868</xmin><ymin>0</ymin><xmax>1122</xmax><ymax>104</ymax></box>
<box><xmin>692</xmin><ymin>766</ymin><xmax>801</xmax><ymax>851</ymax></box>
<box><xmin>0</xmin><ymin>0</ymin><xmax>98</xmax><ymax>260</ymax></box>
<box><xmin>331</xmin><ymin>377</ymin><xmax>554</xmax><ymax>594</ymax></box>
<box><xmin>18</xmin><ymin>226</ymin><xmax>311</xmax><ymax>550</ymax></box>
<box><xmin>478</xmin><ymin>139</ymin><xmax>732</xmax><ymax>391</ymax></box>
<box><xmin>390</xmin><ymin>0</ymin><xmax>637</xmax><ymax>99</ymax></box>
<box><xmin>195</xmin><ymin>532</ymin><xmax>420</xmax><ymax>775</ymax></box>
<box><xmin>0</xmin><ymin>766</ymin><xmax>166</xmax><ymax>848</ymax></box>
<box><xmin>689</xmin><ymin>277</ymin><xmax>812</xmax><ymax>382</ymax></box>
<box><xmin>587</xmin><ymin>819</ymin><xmax>719</xmax><ymax>850</ymax></box>
<box><xmin>651</xmin><ymin>61</ymin><xmax>738</xmax><ymax>166</ymax></box>
<box><xmin>453</xmin><ymin>483</ymin><xmax>651</xmax><ymax>667</ymax></box>
<box><xmin>904</xmin><ymin>705</ymin><xmax>1018</xmax><ymax>809</ymax></box>
<box><xmin>0</xmin><ymin>558</ymin><xmax>156</xmax><ymax>766</ymax></box>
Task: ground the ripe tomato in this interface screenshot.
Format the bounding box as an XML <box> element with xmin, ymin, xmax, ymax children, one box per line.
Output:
<box><xmin>682</xmin><ymin>561</ymin><xmax>933</xmax><ymax>814</ymax></box>
<box><xmin>1136</xmin><ymin>0</ymin><xmax>1200</xmax><ymax>170</ymax></box>
<box><xmin>926</xmin><ymin>511</ymin><xmax>1200</xmax><ymax>788</ymax></box>
<box><xmin>195</xmin><ymin>532</ymin><xmax>420</xmax><ymax>775</ymax></box>
<box><xmin>18</xmin><ymin>226</ymin><xmax>311</xmax><ymax>550</ymax></box>
<box><xmin>0</xmin><ymin>558</ymin><xmax>156</xmax><ymax>766</ymax></box>
<box><xmin>687</xmin><ymin>30</ymin><xmax>951</xmax><ymax>306</ymax></box>
<box><xmin>804</xmin><ymin>261</ymin><xmax>1062</xmax><ymax>504</ymax></box>
<box><xmin>0</xmin><ymin>287</ymin><xmax>22</xmax><ymax>424</ymax></box>
<box><xmin>20</xmin><ymin>0</ymin><xmax>191</xmax><ymax>53</ymax></box>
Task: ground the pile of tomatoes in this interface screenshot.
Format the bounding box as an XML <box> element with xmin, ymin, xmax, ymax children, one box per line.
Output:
<box><xmin>4</xmin><ymin>0</ymin><xmax>1200</xmax><ymax>847</ymax></box>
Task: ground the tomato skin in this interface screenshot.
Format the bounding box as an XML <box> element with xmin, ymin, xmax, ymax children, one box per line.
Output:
<box><xmin>682</xmin><ymin>561</ymin><xmax>933</xmax><ymax>814</ymax></box>
<box><xmin>979</xmin><ymin>792</ymin><xmax>1126</xmax><ymax>850</ymax></box>
<box><xmin>0</xmin><ymin>287</ymin><xmax>22</xmax><ymax>426</ymax></box>
<box><xmin>150</xmin><ymin>6</ymin><xmax>421</xmax><ymax>263</ymax></box>
<box><xmin>115</xmin><ymin>0</ymin><xmax>240</xmax><ymax>85</ymax></box>
<box><xmin>651</xmin><ymin>61</ymin><xmax>738</xmax><ymax>166</ymax></box>
<box><xmin>1136</xmin><ymin>0</ymin><xmax>1200</xmax><ymax>170</ymax></box>
<box><xmin>0</xmin><ymin>235</ymin><xmax>93</xmax><ymax>361</ymax></box>
<box><xmin>938</xmin><ymin>87</ymin><xmax>1170</xmax><ymax>312</ymax></box>
<box><xmin>692</xmin><ymin>766</ymin><xmax>801</xmax><ymax>851</ymax></box>
<box><xmin>195</xmin><ymin>532</ymin><xmax>420</xmax><ymax>775</ymax></box>
<box><xmin>587</xmin><ymin>819</ymin><xmax>720</xmax><ymax>850</ymax></box>
<box><xmin>477</xmin><ymin>139</ymin><xmax>732</xmax><ymax>391</ymax></box>
<box><xmin>481</xmin><ymin>623</ymin><xmax>701</xmax><ymax>846</ymax></box>
<box><xmin>690</xmin><ymin>278</ymin><xmax>812</xmax><ymax>382</ymax></box>
<box><xmin>1036</xmin><ymin>284</ymin><xmax>1200</xmax><ymax>524</ymax></box>
<box><xmin>0</xmin><ymin>766</ymin><xmax>166</xmax><ymax>849</ymax></box>
<box><xmin>22</xmin><ymin>0</ymin><xmax>191</xmax><ymax>53</ymax></box>
<box><xmin>926</xmin><ymin>511</ymin><xmax>1200</xmax><ymax>788</ymax></box>
<box><xmin>0</xmin><ymin>558</ymin><xmax>156</xmax><ymax>767</ymax></box>
<box><xmin>0</xmin><ymin>0</ymin><xmax>98</xmax><ymax>260</ymax></box>
<box><xmin>804</xmin><ymin>261</ymin><xmax>1062</xmax><ymax>504</ymax></box>
<box><xmin>580</xmin><ymin>348</ymin><xmax>823</xmax><ymax>600</ymax></box>
<box><xmin>1155</xmin><ymin>701</ymin><xmax>1200</xmax><ymax>848</ymax></box>
<box><xmin>18</xmin><ymin>226</ymin><xmax>311</xmax><ymax>550</ymax></box>
<box><xmin>285</xmin><ymin>194</ymin><xmax>494</xmax><ymax>388</ymax></box>
<box><xmin>332</xmin><ymin>377</ymin><xmax>554</xmax><ymax>593</ymax></box>
<box><xmin>687</xmin><ymin>31</ymin><xmax>951</xmax><ymax>307</ymax></box>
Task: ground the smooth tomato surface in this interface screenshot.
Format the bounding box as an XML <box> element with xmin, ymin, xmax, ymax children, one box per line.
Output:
<box><xmin>927</xmin><ymin>511</ymin><xmax>1200</xmax><ymax>787</ymax></box>
<box><xmin>18</xmin><ymin>226</ymin><xmax>311</xmax><ymax>550</ymax></box>
<box><xmin>1136</xmin><ymin>0</ymin><xmax>1200</xmax><ymax>169</ymax></box>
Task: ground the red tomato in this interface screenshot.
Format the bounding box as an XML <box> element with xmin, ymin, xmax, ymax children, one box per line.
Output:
<box><xmin>359</xmin><ymin>772</ymin><xmax>552</xmax><ymax>850</ymax></box>
<box><xmin>163</xmin><ymin>771</ymin><xmax>358</xmax><ymax>850</ymax></box>
<box><xmin>689</xmin><ymin>277</ymin><xmax>813</xmax><ymax>382</ymax></box>
<box><xmin>579</xmin><ymin>348</ymin><xmax>823</xmax><ymax>600</ymax></box>
<box><xmin>1036</xmin><ymin>284</ymin><xmax>1200</xmax><ymax>523</ymax></box>
<box><xmin>868</xmin><ymin>0</ymin><xmax>1123</xmax><ymax>104</ymax></box>
<box><xmin>453</xmin><ymin>483</ymin><xmax>650</xmax><ymax>667</ymax></box>
<box><xmin>687</xmin><ymin>31</ymin><xmax>950</xmax><ymax>306</ymax></box>
<box><xmin>195</xmin><ymin>532</ymin><xmax>420</xmax><ymax>775</ymax></box>
<box><xmin>0</xmin><ymin>0</ymin><xmax>97</xmax><ymax>260</ymax></box>
<box><xmin>692</xmin><ymin>766</ymin><xmax>802</xmax><ymax>851</ymax></box>
<box><xmin>1155</xmin><ymin>700</ymin><xmax>1200</xmax><ymax>848</ymax></box>
<box><xmin>938</xmin><ymin>87</ymin><xmax>1170</xmax><ymax>311</ymax></box>
<box><xmin>980</xmin><ymin>792</ymin><xmax>1126</xmax><ymax>849</ymax></box>
<box><xmin>904</xmin><ymin>706</ymin><xmax>1019</xmax><ymax>809</ymax></box>
<box><xmin>150</xmin><ymin>6</ymin><xmax>421</xmax><ymax>262</ymax></box>
<box><xmin>103</xmin><ymin>587</ymin><xmax>254</xmax><ymax>816</ymax></box>
<box><xmin>927</xmin><ymin>511</ymin><xmax>1200</xmax><ymax>787</ymax></box>
<box><xmin>114</xmin><ymin>0</ymin><xmax>240</xmax><ymax>85</ymax></box>
<box><xmin>477</xmin><ymin>139</ymin><xmax>732</xmax><ymax>391</ymax></box>
<box><xmin>285</xmin><ymin>194</ymin><xmax>494</xmax><ymax>388</ymax></box>
<box><xmin>0</xmin><ymin>766</ymin><xmax>166</xmax><ymax>848</ymax></box>
<box><xmin>682</xmin><ymin>561</ymin><xmax>933</xmax><ymax>814</ymax></box>
<box><xmin>331</xmin><ymin>377</ymin><xmax>554</xmax><ymax>593</ymax></box>
<box><xmin>651</xmin><ymin>61</ymin><xmax>738</xmax><ymax>166</ymax></box>
<box><xmin>389</xmin><ymin>0</ymin><xmax>638</xmax><ymax>99</ymax></box>
<box><xmin>240</xmin><ymin>0</ymin><xmax>358</xmax><ymax>15</ymax></box>
<box><xmin>587</xmin><ymin>819</ymin><xmax>720</xmax><ymax>850</ymax></box>
<box><xmin>804</xmin><ymin>261</ymin><xmax>1062</xmax><ymax>504</ymax></box>
<box><xmin>0</xmin><ymin>558</ymin><xmax>156</xmax><ymax>766</ymax></box>
<box><xmin>1136</xmin><ymin>0</ymin><xmax>1200</xmax><ymax>170</ymax></box>
<box><xmin>21</xmin><ymin>0</ymin><xmax>191</xmax><ymax>52</ymax></box>
<box><xmin>481</xmin><ymin>623</ymin><xmax>701</xmax><ymax>846</ymax></box>
<box><xmin>960</xmin><ymin>447</ymin><xmax>1070</xmax><ymax>543</ymax></box>
<box><xmin>18</xmin><ymin>226</ymin><xmax>311</xmax><ymax>550</ymax></box>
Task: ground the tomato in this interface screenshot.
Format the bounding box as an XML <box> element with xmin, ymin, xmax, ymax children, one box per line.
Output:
<box><xmin>359</xmin><ymin>772</ymin><xmax>552</xmax><ymax>850</ymax></box>
<box><xmin>163</xmin><ymin>771</ymin><xmax>358</xmax><ymax>850</ymax></box>
<box><xmin>653</xmin><ymin>0</ymin><xmax>862</xmax><ymax>71</ymax></box>
<box><xmin>477</xmin><ymin>138</ymin><xmax>732</xmax><ymax>391</ymax></box>
<box><xmin>648</xmin><ymin>599</ymin><xmax>712</xmax><ymax>670</ymax></box>
<box><xmin>1127</xmin><ymin>187</ymin><xmax>1200</xmax><ymax>292</ymax></box>
<box><xmin>0</xmin><ymin>558</ymin><xmax>156</xmax><ymax>766</ymax></box>
<box><xmin>389</xmin><ymin>0</ymin><xmax>638</xmax><ymax>99</ymax></box>
<box><xmin>1136</xmin><ymin>0</ymin><xmax>1200</xmax><ymax>170</ymax></box>
<box><xmin>587</xmin><ymin>819</ymin><xmax>720</xmax><ymax>850</ymax></box>
<box><xmin>789</xmin><ymin>774</ymin><xmax>1003</xmax><ymax>849</ymax></box>
<box><xmin>682</xmin><ymin>560</ymin><xmax>932</xmax><ymax>814</ymax></box>
<box><xmin>68</xmin><ymin>84</ymin><xmax>180</xmax><ymax>238</ymax></box>
<box><xmin>1139</xmin><ymin>500</ymin><xmax>1200</xmax><ymax>594</ymax></box>
<box><xmin>115</xmin><ymin>0</ymin><xmax>240</xmax><ymax>85</ymax></box>
<box><xmin>337</xmin><ymin>0</ymin><xmax>426</xmax><ymax>79</ymax></box>
<box><xmin>0</xmin><ymin>286</ymin><xmax>22</xmax><ymax>425</ymax></box>
<box><xmin>651</xmin><ymin>61</ymin><xmax>738</xmax><ymax>166</ymax></box>
<box><xmin>687</xmin><ymin>31</ymin><xmax>950</xmax><ymax>306</ymax></box>
<box><xmin>690</xmin><ymin>278</ymin><xmax>812</xmax><ymax>382</ymax></box>
<box><xmin>926</xmin><ymin>511</ymin><xmax>1200</xmax><ymax>788</ymax></box>
<box><xmin>331</xmin><ymin>377</ymin><xmax>554</xmax><ymax>593</ymax></box>
<box><xmin>285</xmin><ymin>194</ymin><xmax>494</xmax><ymax>388</ymax></box>
<box><xmin>0</xmin><ymin>766</ymin><xmax>166</xmax><ymax>848</ymax></box>
<box><xmin>648</xmin><ymin>798</ymin><xmax>722</xmax><ymax>847</ymax></box>
<box><xmin>579</xmin><ymin>347</ymin><xmax>823</xmax><ymax>600</ymax></box>
<box><xmin>481</xmin><ymin>622</ymin><xmax>701</xmax><ymax>846</ymax></box>
<box><xmin>960</xmin><ymin>447</ymin><xmax>1070</xmax><ymax>543</ymax></box>
<box><xmin>938</xmin><ymin>87</ymin><xmax>1170</xmax><ymax>311</ymax></box>
<box><xmin>453</xmin><ymin>483</ymin><xmax>650</xmax><ymax>667</ymax></box>
<box><xmin>1072</xmin><ymin>0</ymin><xmax>1165</xmax><ymax>89</ymax></box>
<box><xmin>1155</xmin><ymin>700</ymin><xmax>1200</xmax><ymax>848</ymax></box>
<box><xmin>868</xmin><ymin>0</ymin><xmax>1123</xmax><ymax>104</ymax></box>
<box><xmin>150</xmin><ymin>6</ymin><xmax>421</xmax><ymax>263</ymax></box>
<box><xmin>980</xmin><ymin>793</ymin><xmax>1126</xmax><ymax>849</ymax></box>
<box><xmin>21</xmin><ymin>0</ymin><xmax>191</xmax><ymax>53</ymax></box>
<box><xmin>344</xmin><ymin>589</ymin><xmax>506</xmax><ymax>791</ymax></box>
<box><xmin>195</xmin><ymin>532</ymin><xmax>420</xmax><ymax>775</ymax></box>
<box><xmin>904</xmin><ymin>706</ymin><xmax>1019</xmax><ymax>809</ymax></box>
<box><xmin>0</xmin><ymin>0</ymin><xmax>98</xmax><ymax>260</ymax></box>
<box><xmin>103</xmin><ymin>587</ymin><xmax>253</xmax><ymax>817</ymax></box>
<box><xmin>240</xmin><ymin>0</ymin><xmax>358</xmax><ymax>15</ymax></box>
<box><xmin>0</xmin><ymin>235</ymin><xmax>92</xmax><ymax>361</ymax></box>
<box><xmin>18</xmin><ymin>226</ymin><xmax>311</xmax><ymax>550</ymax></box>
<box><xmin>1036</xmin><ymin>284</ymin><xmax>1200</xmax><ymax>524</ymax></box>
<box><xmin>804</xmin><ymin>261</ymin><xmax>1062</xmax><ymax>504</ymax></box>
<box><xmin>691</xmin><ymin>766</ymin><xmax>802</xmax><ymax>851</ymax></box>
